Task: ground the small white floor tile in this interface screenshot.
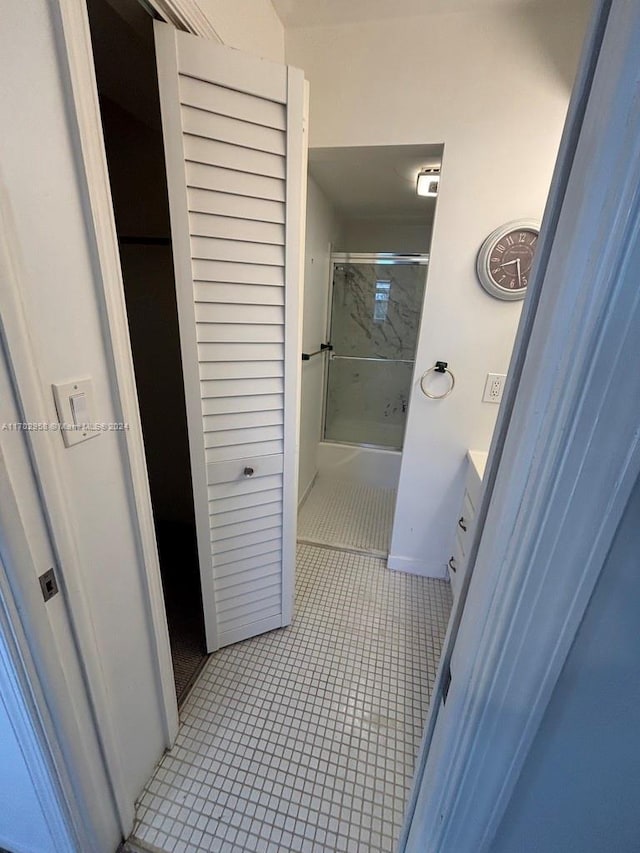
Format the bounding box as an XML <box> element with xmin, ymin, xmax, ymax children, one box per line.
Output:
<box><xmin>298</xmin><ymin>477</ymin><xmax>396</xmax><ymax>556</ymax></box>
<box><xmin>131</xmin><ymin>544</ymin><xmax>451</xmax><ymax>853</ymax></box>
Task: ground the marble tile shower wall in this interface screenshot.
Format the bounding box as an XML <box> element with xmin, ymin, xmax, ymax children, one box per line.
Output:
<box><xmin>325</xmin><ymin>263</ymin><xmax>426</xmax><ymax>448</ymax></box>
<box><xmin>331</xmin><ymin>264</ymin><xmax>425</xmax><ymax>361</ymax></box>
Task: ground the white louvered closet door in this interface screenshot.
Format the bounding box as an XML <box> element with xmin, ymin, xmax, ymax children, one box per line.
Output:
<box><xmin>154</xmin><ymin>23</ymin><xmax>307</xmax><ymax>652</ymax></box>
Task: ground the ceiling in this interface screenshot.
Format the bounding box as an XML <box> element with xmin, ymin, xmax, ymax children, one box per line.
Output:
<box><xmin>271</xmin><ymin>0</ymin><xmax>540</xmax><ymax>28</ymax></box>
<box><xmin>308</xmin><ymin>144</ymin><xmax>443</xmax><ymax>220</ymax></box>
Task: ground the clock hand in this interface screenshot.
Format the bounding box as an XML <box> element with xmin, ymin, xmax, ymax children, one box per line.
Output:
<box><xmin>516</xmin><ymin>258</ymin><xmax>523</xmax><ymax>288</ymax></box>
<box><xmin>499</xmin><ymin>259</ymin><xmax>518</xmax><ymax>269</ymax></box>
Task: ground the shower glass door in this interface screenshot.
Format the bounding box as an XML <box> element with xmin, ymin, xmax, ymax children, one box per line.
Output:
<box><xmin>324</xmin><ymin>254</ymin><xmax>428</xmax><ymax>449</ymax></box>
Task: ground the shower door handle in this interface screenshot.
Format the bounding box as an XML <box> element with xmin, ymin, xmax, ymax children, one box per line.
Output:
<box><xmin>329</xmin><ymin>355</ymin><xmax>416</xmax><ymax>364</ymax></box>
<box><xmin>302</xmin><ymin>343</ymin><xmax>333</xmax><ymax>361</ymax></box>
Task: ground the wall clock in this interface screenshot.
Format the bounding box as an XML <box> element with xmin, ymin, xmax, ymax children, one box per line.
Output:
<box><xmin>476</xmin><ymin>220</ymin><xmax>540</xmax><ymax>301</ymax></box>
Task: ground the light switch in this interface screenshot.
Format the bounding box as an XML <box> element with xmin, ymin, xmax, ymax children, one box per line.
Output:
<box><xmin>70</xmin><ymin>393</ymin><xmax>89</xmax><ymax>426</ymax></box>
<box><xmin>52</xmin><ymin>378</ymin><xmax>99</xmax><ymax>448</ymax></box>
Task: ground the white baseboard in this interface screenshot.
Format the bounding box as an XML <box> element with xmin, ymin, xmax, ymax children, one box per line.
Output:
<box><xmin>387</xmin><ymin>554</ymin><xmax>448</xmax><ymax>580</ymax></box>
<box><xmin>298</xmin><ymin>472</ymin><xmax>317</xmax><ymax>510</ymax></box>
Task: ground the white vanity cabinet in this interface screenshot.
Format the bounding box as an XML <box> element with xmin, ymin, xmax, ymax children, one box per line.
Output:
<box><xmin>448</xmin><ymin>451</ymin><xmax>487</xmax><ymax>601</ymax></box>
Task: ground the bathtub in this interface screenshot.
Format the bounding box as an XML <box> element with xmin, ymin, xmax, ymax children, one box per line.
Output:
<box><xmin>316</xmin><ymin>441</ymin><xmax>402</xmax><ymax>490</ymax></box>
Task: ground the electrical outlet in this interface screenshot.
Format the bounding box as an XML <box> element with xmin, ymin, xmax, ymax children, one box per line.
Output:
<box><xmin>483</xmin><ymin>373</ymin><xmax>506</xmax><ymax>403</ymax></box>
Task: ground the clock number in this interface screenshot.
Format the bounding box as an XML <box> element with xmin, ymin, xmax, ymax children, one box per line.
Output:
<box><xmin>496</xmin><ymin>244</ymin><xmax>505</xmax><ymax>253</ymax></box>
<box><xmin>518</xmin><ymin>233</ymin><xmax>527</xmax><ymax>243</ymax></box>
<box><xmin>505</xmin><ymin>235</ymin><xmax>515</xmax><ymax>246</ymax></box>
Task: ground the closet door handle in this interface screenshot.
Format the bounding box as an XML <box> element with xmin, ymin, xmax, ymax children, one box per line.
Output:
<box><xmin>458</xmin><ymin>516</ymin><xmax>467</xmax><ymax>532</ymax></box>
<box><xmin>448</xmin><ymin>556</ymin><xmax>457</xmax><ymax>573</ymax></box>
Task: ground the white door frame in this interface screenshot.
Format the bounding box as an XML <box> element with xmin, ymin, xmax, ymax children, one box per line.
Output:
<box><xmin>143</xmin><ymin>0</ymin><xmax>221</xmax><ymax>39</ymax></box>
<box><xmin>52</xmin><ymin>0</ymin><xmax>183</xmax><ymax>766</ymax></box>
<box><xmin>0</xmin><ymin>174</ymin><xmax>137</xmax><ymax>838</ymax></box>
<box><xmin>402</xmin><ymin>0</ymin><xmax>640</xmax><ymax>848</ymax></box>
<box><xmin>0</xmin><ymin>482</ymin><xmax>84</xmax><ymax>853</ymax></box>
<box><xmin>0</xmin><ymin>391</ymin><xmax>88</xmax><ymax>853</ymax></box>
<box><xmin>0</xmin><ymin>213</ymin><xmax>121</xmax><ymax>849</ymax></box>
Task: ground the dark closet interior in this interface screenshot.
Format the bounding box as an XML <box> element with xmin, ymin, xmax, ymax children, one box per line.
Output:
<box><xmin>86</xmin><ymin>0</ymin><xmax>207</xmax><ymax>703</ymax></box>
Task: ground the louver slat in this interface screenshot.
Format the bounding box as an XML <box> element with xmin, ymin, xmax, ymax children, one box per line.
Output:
<box><xmin>156</xmin><ymin>22</ymin><xmax>304</xmax><ymax>650</ymax></box>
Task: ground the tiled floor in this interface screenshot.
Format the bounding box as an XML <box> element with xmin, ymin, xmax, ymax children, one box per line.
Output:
<box><xmin>297</xmin><ymin>477</ymin><xmax>397</xmax><ymax>556</ymax></box>
<box><xmin>131</xmin><ymin>544</ymin><xmax>451</xmax><ymax>853</ymax></box>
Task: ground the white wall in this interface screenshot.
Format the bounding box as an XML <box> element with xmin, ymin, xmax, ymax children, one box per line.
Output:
<box><xmin>298</xmin><ymin>175</ymin><xmax>342</xmax><ymax>502</ymax></box>
<box><xmin>199</xmin><ymin>0</ymin><xmax>285</xmax><ymax>62</ymax></box>
<box><xmin>286</xmin><ymin>1</ymin><xmax>591</xmax><ymax>574</ymax></box>
<box><xmin>0</xmin><ymin>0</ymin><xmax>169</xmax><ymax>835</ymax></box>
<box><xmin>490</xmin><ymin>474</ymin><xmax>640</xmax><ymax>852</ymax></box>
<box><xmin>338</xmin><ymin>216</ymin><xmax>433</xmax><ymax>254</ymax></box>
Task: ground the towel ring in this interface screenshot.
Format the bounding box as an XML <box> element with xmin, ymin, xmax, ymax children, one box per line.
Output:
<box><xmin>420</xmin><ymin>361</ymin><xmax>455</xmax><ymax>399</ymax></box>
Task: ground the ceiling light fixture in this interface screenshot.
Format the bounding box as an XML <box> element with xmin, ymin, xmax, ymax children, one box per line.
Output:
<box><xmin>416</xmin><ymin>168</ymin><xmax>440</xmax><ymax>197</ymax></box>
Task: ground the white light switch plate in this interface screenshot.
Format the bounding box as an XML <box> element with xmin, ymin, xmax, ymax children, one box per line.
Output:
<box><xmin>52</xmin><ymin>378</ymin><xmax>99</xmax><ymax>447</ymax></box>
<box><xmin>483</xmin><ymin>373</ymin><xmax>506</xmax><ymax>404</ymax></box>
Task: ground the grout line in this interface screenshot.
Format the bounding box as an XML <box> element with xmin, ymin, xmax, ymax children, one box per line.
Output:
<box><xmin>128</xmin><ymin>539</ymin><xmax>452</xmax><ymax>853</ymax></box>
<box><xmin>296</xmin><ymin>537</ymin><xmax>387</xmax><ymax>559</ymax></box>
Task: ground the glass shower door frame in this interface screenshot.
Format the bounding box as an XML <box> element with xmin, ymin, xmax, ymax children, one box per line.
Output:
<box><xmin>322</xmin><ymin>252</ymin><xmax>430</xmax><ymax>451</ymax></box>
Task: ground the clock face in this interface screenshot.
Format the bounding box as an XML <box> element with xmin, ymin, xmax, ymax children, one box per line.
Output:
<box><xmin>477</xmin><ymin>220</ymin><xmax>540</xmax><ymax>301</ymax></box>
